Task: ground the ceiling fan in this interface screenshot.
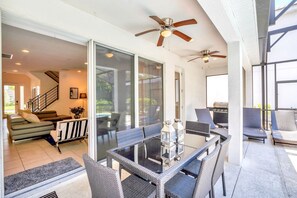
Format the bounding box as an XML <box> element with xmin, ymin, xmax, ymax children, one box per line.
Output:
<box><xmin>135</xmin><ymin>16</ymin><xmax>197</xmax><ymax>46</ymax></box>
<box><xmin>188</xmin><ymin>50</ymin><xmax>226</xmax><ymax>63</ymax></box>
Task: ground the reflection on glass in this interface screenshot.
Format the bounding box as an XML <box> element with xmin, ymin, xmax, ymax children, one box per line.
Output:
<box><xmin>96</xmin><ymin>44</ymin><xmax>134</xmax><ymax>161</ymax></box>
<box><xmin>138</xmin><ymin>57</ymin><xmax>163</xmax><ymax>126</ymax></box>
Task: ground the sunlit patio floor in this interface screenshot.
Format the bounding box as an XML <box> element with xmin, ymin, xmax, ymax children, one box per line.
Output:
<box><xmin>18</xmin><ymin>133</ymin><xmax>297</xmax><ymax>198</ymax></box>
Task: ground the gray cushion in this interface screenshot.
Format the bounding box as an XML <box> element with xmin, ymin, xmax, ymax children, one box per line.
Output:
<box><xmin>243</xmin><ymin>127</ymin><xmax>267</xmax><ymax>138</ymax></box>
<box><xmin>275</xmin><ymin>110</ymin><xmax>297</xmax><ymax>131</ymax></box>
<box><xmin>11</xmin><ymin>122</ymin><xmax>53</xmax><ymax>130</ymax></box>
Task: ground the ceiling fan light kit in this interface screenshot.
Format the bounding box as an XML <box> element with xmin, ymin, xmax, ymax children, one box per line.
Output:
<box><xmin>135</xmin><ymin>16</ymin><xmax>197</xmax><ymax>47</ymax></box>
<box><xmin>188</xmin><ymin>50</ymin><xmax>227</xmax><ymax>63</ymax></box>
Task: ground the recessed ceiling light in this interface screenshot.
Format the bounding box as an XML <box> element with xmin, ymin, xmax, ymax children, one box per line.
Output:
<box><xmin>77</xmin><ymin>70</ymin><xmax>81</xmax><ymax>73</ymax></box>
<box><xmin>22</xmin><ymin>49</ymin><xmax>30</xmax><ymax>53</ymax></box>
<box><xmin>12</xmin><ymin>70</ymin><xmax>18</xmax><ymax>72</ymax></box>
<box><xmin>15</xmin><ymin>63</ymin><xmax>22</xmax><ymax>66</ymax></box>
<box><xmin>84</xmin><ymin>62</ymin><xmax>88</xmax><ymax>65</ymax></box>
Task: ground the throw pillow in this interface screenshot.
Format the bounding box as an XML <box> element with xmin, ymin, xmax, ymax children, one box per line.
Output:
<box><xmin>24</xmin><ymin>113</ymin><xmax>41</xmax><ymax>123</ymax></box>
<box><xmin>275</xmin><ymin>110</ymin><xmax>297</xmax><ymax>131</ymax></box>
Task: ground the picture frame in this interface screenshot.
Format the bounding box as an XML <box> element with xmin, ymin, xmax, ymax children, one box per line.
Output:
<box><xmin>70</xmin><ymin>87</ymin><xmax>79</xmax><ymax>99</ymax></box>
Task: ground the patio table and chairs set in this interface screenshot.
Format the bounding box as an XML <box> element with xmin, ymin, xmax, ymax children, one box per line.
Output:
<box><xmin>82</xmin><ymin>107</ymin><xmax>296</xmax><ymax>198</ymax></box>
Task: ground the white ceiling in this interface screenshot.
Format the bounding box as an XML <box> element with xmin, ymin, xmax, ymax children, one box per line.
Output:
<box><xmin>62</xmin><ymin>0</ymin><xmax>228</xmax><ymax>67</ymax></box>
<box><xmin>2</xmin><ymin>24</ymin><xmax>87</xmax><ymax>74</ymax></box>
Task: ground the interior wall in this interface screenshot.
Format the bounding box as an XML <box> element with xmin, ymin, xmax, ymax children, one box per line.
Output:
<box><xmin>30</xmin><ymin>72</ymin><xmax>58</xmax><ymax>95</ymax></box>
<box><xmin>184</xmin><ymin>62</ymin><xmax>206</xmax><ymax>121</ymax></box>
<box><xmin>2</xmin><ymin>72</ymin><xmax>31</xmax><ymax>111</ymax></box>
<box><xmin>48</xmin><ymin>70</ymin><xmax>87</xmax><ymax>116</ymax></box>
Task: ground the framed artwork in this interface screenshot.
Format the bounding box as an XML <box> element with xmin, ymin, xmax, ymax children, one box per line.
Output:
<box><xmin>70</xmin><ymin>87</ymin><xmax>78</xmax><ymax>99</ymax></box>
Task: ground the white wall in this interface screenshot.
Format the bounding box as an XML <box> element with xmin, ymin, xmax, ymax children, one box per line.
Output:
<box><xmin>205</xmin><ymin>66</ymin><xmax>228</xmax><ymax>76</ymax></box>
<box><xmin>184</xmin><ymin>62</ymin><xmax>206</xmax><ymax>121</ymax></box>
<box><xmin>49</xmin><ymin>70</ymin><xmax>87</xmax><ymax>116</ymax></box>
<box><xmin>0</xmin><ymin>0</ymin><xmax>206</xmax><ymax>121</ymax></box>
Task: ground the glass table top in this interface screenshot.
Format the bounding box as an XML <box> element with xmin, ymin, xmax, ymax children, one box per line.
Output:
<box><xmin>114</xmin><ymin>134</ymin><xmax>216</xmax><ymax>174</ymax></box>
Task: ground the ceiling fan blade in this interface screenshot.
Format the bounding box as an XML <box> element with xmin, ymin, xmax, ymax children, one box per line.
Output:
<box><xmin>135</xmin><ymin>29</ymin><xmax>159</xmax><ymax>37</ymax></box>
<box><xmin>208</xmin><ymin>51</ymin><xmax>220</xmax><ymax>55</ymax></box>
<box><xmin>2</xmin><ymin>53</ymin><xmax>13</xmax><ymax>59</ymax></box>
<box><xmin>172</xmin><ymin>30</ymin><xmax>193</xmax><ymax>42</ymax></box>
<box><xmin>210</xmin><ymin>55</ymin><xmax>227</xmax><ymax>58</ymax></box>
<box><xmin>187</xmin><ymin>57</ymin><xmax>201</xmax><ymax>62</ymax></box>
<box><xmin>149</xmin><ymin>16</ymin><xmax>165</xmax><ymax>25</ymax></box>
<box><xmin>157</xmin><ymin>35</ymin><xmax>164</xmax><ymax>46</ymax></box>
<box><xmin>173</xmin><ymin>19</ymin><xmax>197</xmax><ymax>27</ymax></box>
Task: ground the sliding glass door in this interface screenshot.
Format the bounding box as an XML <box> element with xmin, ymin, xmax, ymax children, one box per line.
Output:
<box><xmin>138</xmin><ymin>57</ymin><xmax>163</xmax><ymax>126</ymax></box>
<box><xmin>95</xmin><ymin>44</ymin><xmax>134</xmax><ymax>160</ymax></box>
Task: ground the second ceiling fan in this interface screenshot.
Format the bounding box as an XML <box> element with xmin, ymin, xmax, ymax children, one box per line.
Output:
<box><xmin>135</xmin><ymin>16</ymin><xmax>197</xmax><ymax>47</ymax></box>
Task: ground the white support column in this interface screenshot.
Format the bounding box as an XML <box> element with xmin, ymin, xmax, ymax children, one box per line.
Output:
<box><xmin>228</xmin><ymin>41</ymin><xmax>243</xmax><ymax>165</ymax></box>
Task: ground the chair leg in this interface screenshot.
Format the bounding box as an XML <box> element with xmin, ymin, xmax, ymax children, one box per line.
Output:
<box><xmin>222</xmin><ymin>172</ymin><xmax>226</xmax><ymax>196</ymax></box>
<box><xmin>209</xmin><ymin>191</ymin><xmax>212</xmax><ymax>198</ymax></box>
<box><xmin>263</xmin><ymin>139</ymin><xmax>265</xmax><ymax>144</ymax></box>
<box><xmin>56</xmin><ymin>143</ymin><xmax>62</xmax><ymax>154</ymax></box>
<box><xmin>211</xmin><ymin>184</ymin><xmax>215</xmax><ymax>198</ymax></box>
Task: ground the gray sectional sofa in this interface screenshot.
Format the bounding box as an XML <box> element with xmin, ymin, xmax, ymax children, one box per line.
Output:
<box><xmin>7</xmin><ymin>114</ymin><xmax>54</xmax><ymax>141</ymax></box>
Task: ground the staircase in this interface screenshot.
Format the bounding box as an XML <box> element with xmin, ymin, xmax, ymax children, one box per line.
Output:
<box><xmin>28</xmin><ymin>85</ymin><xmax>59</xmax><ymax>112</ymax></box>
<box><xmin>28</xmin><ymin>71</ymin><xmax>60</xmax><ymax>112</ymax></box>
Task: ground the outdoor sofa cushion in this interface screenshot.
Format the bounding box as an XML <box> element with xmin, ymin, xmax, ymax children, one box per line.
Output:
<box><xmin>275</xmin><ymin>110</ymin><xmax>297</xmax><ymax>131</ymax></box>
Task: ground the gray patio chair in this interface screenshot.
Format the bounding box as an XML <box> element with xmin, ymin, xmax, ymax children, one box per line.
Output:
<box><xmin>182</xmin><ymin>135</ymin><xmax>232</xmax><ymax>197</ymax></box>
<box><xmin>165</xmin><ymin>145</ymin><xmax>220</xmax><ymax>198</ymax></box>
<box><xmin>116</xmin><ymin>127</ymin><xmax>144</xmax><ymax>177</ymax></box>
<box><xmin>271</xmin><ymin>110</ymin><xmax>297</xmax><ymax>145</ymax></box>
<box><xmin>83</xmin><ymin>154</ymin><xmax>156</xmax><ymax>198</ymax></box>
<box><xmin>195</xmin><ymin>108</ymin><xmax>228</xmax><ymax>139</ymax></box>
<box><xmin>143</xmin><ymin>122</ymin><xmax>162</xmax><ymax>138</ymax></box>
<box><xmin>185</xmin><ymin>121</ymin><xmax>210</xmax><ymax>137</ymax></box>
<box><xmin>243</xmin><ymin>108</ymin><xmax>267</xmax><ymax>143</ymax></box>
<box><xmin>116</xmin><ymin>127</ymin><xmax>144</xmax><ymax>148</ymax></box>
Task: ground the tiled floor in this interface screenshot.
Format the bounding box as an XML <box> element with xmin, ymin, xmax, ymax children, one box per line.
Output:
<box><xmin>31</xmin><ymin>133</ymin><xmax>297</xmax><ymax>198</ymax></box>
<box><xmin>3</xmin><ymin>119</ymin><xmax>88</xmax><ymax>177</ymax></box>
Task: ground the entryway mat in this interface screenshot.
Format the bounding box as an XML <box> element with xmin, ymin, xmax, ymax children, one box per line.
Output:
<box><xmin>4</xmin><ymin>157</ymin><xmax>81</xmax><ymax>195</ymax></box>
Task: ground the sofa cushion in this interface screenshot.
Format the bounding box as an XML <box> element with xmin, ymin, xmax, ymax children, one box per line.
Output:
<box><xmin>11</xmin><ymin>125</ymin><xmax>54</xmax><ymax>136</ymax></box>
<box><xmin>9</xmin><ymin>115</ymin><xmax>27</xmax><ymax>124</ymax></box>
<box><xmin>11</xmin><ymin>122</ymin><xmax>53</xmax><ymax>130</ymax></box>
<box><xmin>33</xmin><ymin>111</ymin><xmax>58</xmax><ymax>119</ymax></box>
<box><xmin>23</xmin><ymin>113</ymin><xmax>40</xmax><ymax>123</ymax></box>
<box><xmin>275</xmin><ymin>110</ymin><xmax>297</xmax><ymax>131</ymax></box>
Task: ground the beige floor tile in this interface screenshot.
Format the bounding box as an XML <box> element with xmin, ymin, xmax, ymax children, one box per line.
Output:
<box><xmin>4</xmin><ymin>153</ymin><xmax>20</xmax><ymax>162</ymax></box>
<box><xmin>21</xmin><ymin>154</ymin><xmax>52</xmax><ymax>165</ymax></box>
<box><xmin>4</xmin><ymin>167</ymin><xmax>25</xmax><ymax>177</ymax></box>
<box><xmin>23</xmin><ymin>158</ymin><xmax>54</xmax><ymax>170</ymax></box>
<box><xmin>5</xmin><ymin>159</ymin><xmax>23</xmax><ymax>171</ymax></box>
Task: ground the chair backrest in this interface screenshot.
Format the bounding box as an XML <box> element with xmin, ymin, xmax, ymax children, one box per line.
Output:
<box><xmin>243</xmin><ymin>108</ymin><xmax>262</xmax><ymax>128</ymax></box>
<box><xmin>83</xmin><ymin>154</ymin><xmax>124</xmax><ymax>198</ymax></box>
<box><xmin>110</xmin><ymin>113</ymin><xmax>121</xmax><ymax>128</ymax></box>
<box><xmin>195</xmin><ymin>108</ymin><xmax>216</xmax><ymax>129</ymax></box>
<box><xmin>213</xmin><ymin>135</ymin><xmax>231</xmax><ymax>183</ymax></box>
<box><xmin>193</xmin><ymin>145</ymin><xmax>220</xmax><ymax>198</ymax></box>
<box><xmin>273</xmin><ymin>110</ymin><xmax>297</xmax><ymax>131</ymax></box>
<box><xmin>116</xmin><ymin>127</ymin><xmax>144</xmax><ymax>147</ymax></box>
<box><xmin>143</xmin><ymin>123</ymin><xmax>162</xmax><ymax>138</ymax></box>
<box><xmin>57</xmin><ymin>118</ymin><xmax>88</xmax><ymax>142</ymax></box>
<box><xmin>185</xmin><ymin>121</ymin><xmax>210</xmax><ymax>137</ymax></box>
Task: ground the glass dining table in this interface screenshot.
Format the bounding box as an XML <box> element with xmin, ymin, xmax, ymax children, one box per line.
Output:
<box><xmin>106</xmin><ymin>133</ymin><xmax>220</xmax><ymax>198</ymax></box>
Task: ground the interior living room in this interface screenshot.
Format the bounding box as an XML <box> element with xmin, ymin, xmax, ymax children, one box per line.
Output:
<box><xmin>0</xmin><ymin>0</ymin><xmax>297</xmax><ymax>197</ymax></box>
<box><xmin>2</xmin><ymin>24</ymin><xmax>88</xmax><ymax>180</ymax></box>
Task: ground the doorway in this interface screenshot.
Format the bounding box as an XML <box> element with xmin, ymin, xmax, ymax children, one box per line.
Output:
<box><xmin>3</xmin><ymin>84</ymin><xmax>18</xmax><ymax>117</ymax></box>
